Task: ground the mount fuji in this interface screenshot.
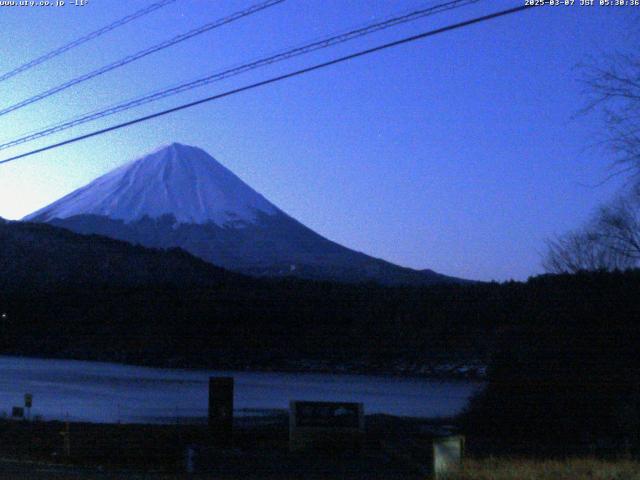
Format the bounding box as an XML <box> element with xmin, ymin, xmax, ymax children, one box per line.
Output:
<box><xmin>25</xmin><ymin>143</ymin><xmax>461</xmax><ymax>285</ymax></box>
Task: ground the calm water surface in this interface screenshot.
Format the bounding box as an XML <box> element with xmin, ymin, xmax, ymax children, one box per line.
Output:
<box><xmin>0</xmin><ymin>356</ymin><xmax>483</xmax><ymax>423</ymax></box>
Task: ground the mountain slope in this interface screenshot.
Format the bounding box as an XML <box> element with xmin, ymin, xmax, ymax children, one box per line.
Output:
<box><xmin>26</xmin><ymin>143</ymin><xmax>278</xmax><ymax>225</ymax></box>
<box><xmin>0</xmin><ymin>217</ymin><xmax>243</xmax><ymax>292</ymax></box>
<box><xmin>25</xmin><ymin>143</ymin><xmax>463</xmax><ymax>285</ymax></box>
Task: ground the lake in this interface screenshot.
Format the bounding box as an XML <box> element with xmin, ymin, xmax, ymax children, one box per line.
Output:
<box><xmin>0</xmin><ymin>356</ymin><xmax>482</xmax><ymax>424</ymax></box>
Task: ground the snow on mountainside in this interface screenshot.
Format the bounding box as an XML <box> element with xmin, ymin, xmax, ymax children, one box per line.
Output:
<box><xmin>25</xmin><ymin>143</ymin><xmax>465</xmax><ymax>285</ymax></box>
<box><xmin>25</xmin><ymin>143</ymin><xmax>278</xmax><ymax>225</ymax></box>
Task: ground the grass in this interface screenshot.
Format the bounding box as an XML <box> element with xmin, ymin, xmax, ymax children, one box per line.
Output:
<box><xmin>447</xmin><ymin>457</ymin><xmax>640</xmax><ymax>480</ymax></box>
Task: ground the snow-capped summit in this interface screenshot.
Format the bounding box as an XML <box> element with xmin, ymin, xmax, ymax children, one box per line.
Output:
<box><xmin>25</xmin><ymin>143</ymin><xmax>278</xmax><ymax>225</ymax></box>
<box><xmin>25</xmin><ymin>143</ymin><xmax>463</xmax><ymax>285</ymax></box>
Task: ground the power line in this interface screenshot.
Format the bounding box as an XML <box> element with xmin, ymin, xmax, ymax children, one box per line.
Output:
<box><xmin>0</xmin><ymin>0</ymin><xmax>285</xmax><ymax>118</ymax></box>
<box><xmin>0</xmin><ymin>0</ymin><xmax>178</xmax><ymax>84</ymax></box>
<box><xmin>0</xmin><ymin>4</ymin><xmax>535</xmax><ymax>167</ymax></box>
<box><xmin>0</xmin><ymin>0</ymin><xmax>481</xmax><ymax>152</ymax></box>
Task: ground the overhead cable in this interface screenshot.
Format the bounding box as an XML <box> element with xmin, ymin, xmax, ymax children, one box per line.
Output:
<box><xmin>0</xmin><ymin>4</ymin><xmax>535</xmax><ymax>166</ymax></box>
<box><xmin>0</xmin><ymin>0</ymin><xmax>285</xmax><ymax>117</ymax></box>
<box><xmin>0</xmin><ymin>0</ymin><xmax>178</xmax><ymax>83</ymax></box>
<box><xmin>0</xmin><ymin>0</ymin><xmax>480</xmax><ymax>151</ymax></box>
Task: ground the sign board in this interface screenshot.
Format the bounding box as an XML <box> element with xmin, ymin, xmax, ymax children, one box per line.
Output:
<box><xmin>433</xmin><ymin>435</ymin><xmax>465</xmax><ymax>479</ymax></box>
<box><xmin>289</xmin><ymin>401</ymin><xmax>364</xmax><ymax>451</ymax></box>
<box><xmin>208</xmin><ymin>377</ymin><xmax>234</xmax><ymax>447</ymax></box>
<box><xmin>294</xmin><ymin>401</ymin><xmax>362</xmax><ymax>428</ymax></box>
<box><xmin>11</xmin><ymin>406</ymin><xmax>24</xmax><ymax>418</ymax></box>
<box><xmin>24</xmin><ymin>393</ymin><xmax>33</xmax><ymax>408</ymax></box>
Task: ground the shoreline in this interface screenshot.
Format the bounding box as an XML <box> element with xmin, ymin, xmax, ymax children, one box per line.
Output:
<box><xmin>0</xmin><ymin>353</ymin><xmax>487</xmax><ymax>381</ymax></box>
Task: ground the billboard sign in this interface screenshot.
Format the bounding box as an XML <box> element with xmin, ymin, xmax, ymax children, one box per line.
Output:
<box><xmin>289</xmin><ymin>401</ymin><xmax>364</xmax><ymax>451</ymax></box>
<box><xmin>294</xmin><ymin>401</ymin><xmax>362</xmax><ymax>428</ymax></box>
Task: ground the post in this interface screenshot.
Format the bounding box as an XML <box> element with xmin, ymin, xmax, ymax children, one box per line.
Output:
<box><xmin>208</xmin><ymin>377</ymin><xmax>234</xmax><ymax>447</ymax></box>
<box><xmin>24</xmin><ymin>393</ymin><xmax>32</xmax><ymax>421</ymax></box>
<box><xmin>185</xmin><ymin>444</ymin><xmax>198</xmax><ymax>474</ymax></box>
<box><xmin>60</xmin><ymin>419</ymin><xmax>71</xmax><ymax>457</ymax></box>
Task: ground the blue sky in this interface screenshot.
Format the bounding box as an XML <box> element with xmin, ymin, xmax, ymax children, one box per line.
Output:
<box><xmin>0</xmin><ymin>0</ymin><xmax>634</xmax><ymax>281</ymax></box>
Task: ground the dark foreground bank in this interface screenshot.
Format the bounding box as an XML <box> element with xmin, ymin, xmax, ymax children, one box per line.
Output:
<box><xmin>0</xmin><ymin>415</ymin><xmax>457</xmax><ymax>479</ymax></box>
<box><xmin>3</xmin><ymin>416</ymin><xmax>640</xmax><ymax>480</ymax></box>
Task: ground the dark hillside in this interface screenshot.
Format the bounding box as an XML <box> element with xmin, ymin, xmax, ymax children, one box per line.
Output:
<box><xmin>0</xmin><ymin>219</ymin><xmax>244</xmax><ymax>292</ymax></box>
